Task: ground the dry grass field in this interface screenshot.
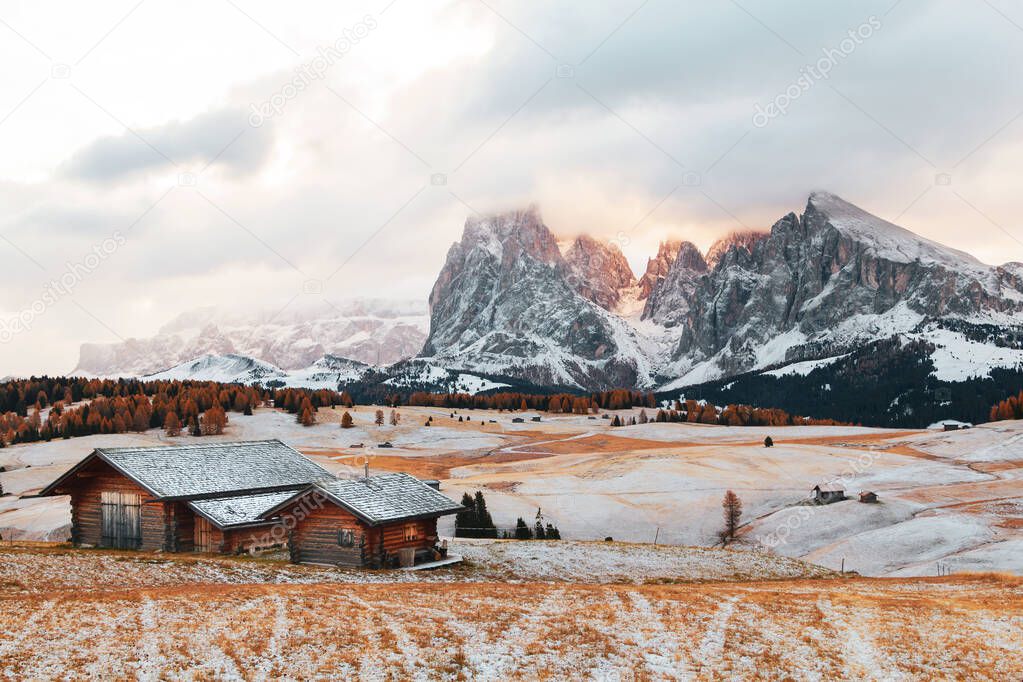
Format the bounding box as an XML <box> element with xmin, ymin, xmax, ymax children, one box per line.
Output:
<box><xmin>0</xmin><ymin>543</ymin><xmax>1021</xmax><ymax>679</ymax></box>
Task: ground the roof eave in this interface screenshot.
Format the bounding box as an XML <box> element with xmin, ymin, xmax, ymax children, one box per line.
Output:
<box><xmin>155</xmin><ymin>482</ymin><xmax>313</xmax><ymax>503</ymax></box>
<box><xmin>38</xmin><ymin>450</ymin><xmax>163</xmax><ymax>499</ymax></box>
<box><xmin>186</xmin><ymin>503</ymin><xmax>280</xmax><ymax>531</ymax></box>
<box><xmin>361</xmin><ymin>505</ymin><xmax>465</xmax><ymax>527</ymax></box>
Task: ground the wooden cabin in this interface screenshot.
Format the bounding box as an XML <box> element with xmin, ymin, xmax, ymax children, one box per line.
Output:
<box><xmin>39</xmin><ymin>440</ymin><xmax>337</xmax><ymax>554</ymax></box>
<box><xmin>859</xmin><ymin>491</ymin><xmax>878</xmax><ymax>503</ymax></box>
<box><xmin>260</xmin><ymin>473</ymin><xmax>464</xmax><ymax>568</ymax></box>
<box><xmin>811</xmin><ymin>484</ymin><xmax>846</xmax><ymax>505</ymax></box>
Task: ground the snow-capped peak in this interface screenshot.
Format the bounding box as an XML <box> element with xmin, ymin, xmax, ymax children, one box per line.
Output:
<box><xmin>805</xmin><ymin>191</ymin><xmax>985</xmax><ymax>268</ymax></box>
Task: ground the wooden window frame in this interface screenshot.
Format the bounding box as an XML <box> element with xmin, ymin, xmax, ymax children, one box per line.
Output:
<box><xmin>338</xmin><ymin>528</ymin><xmax>355</xmax><ymax>547</ymax></box>
<box><xmin>403</xmin><ymin>523</ymin><xmax>419</xmax><ymax>542</ymax></box>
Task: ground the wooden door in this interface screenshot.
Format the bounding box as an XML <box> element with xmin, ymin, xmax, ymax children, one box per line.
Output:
<box><xmin>100</xmin><ymin>491</ymin><xmax>142</xmax><ymax>549</ymax></box>
<box><xmin>194</xmin><ymin>516</ymin><xmax>214</xmax><ymax>552</ymax></box>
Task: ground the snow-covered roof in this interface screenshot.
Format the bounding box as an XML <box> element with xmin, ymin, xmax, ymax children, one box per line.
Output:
<box><xmin>189</xmin><ymin>490</ymin><xmax>299</xmax><ymax>529</ymax></box>
<box><xmin>41</xmin><ymin>439</ymin><xmax>334</xmax><ymax>500</ymax></box>
<box><xmin>270</xmin><ymin>473</ymin><xmax>464</xmax><ymax>526</ymax></box>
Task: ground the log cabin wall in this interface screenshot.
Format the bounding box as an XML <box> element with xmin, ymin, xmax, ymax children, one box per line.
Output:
<box><xmin>57</xmin><ymin>458</ymin><xmax>166</xmax><ymax>551</ymax></box>
<box><xmin>374</xmin><ymin>517</ymin><xmax>438</xmax><ymax>566</ymax></box>
<box><xmin>289</xmin><ymin>500</ymin><xmax>440</xmax><ymax>568</ymax></box>
<box><xmin>289</xmin><ymin>503</ymin><xmax>368</xmax><ymax>567</ymax></box>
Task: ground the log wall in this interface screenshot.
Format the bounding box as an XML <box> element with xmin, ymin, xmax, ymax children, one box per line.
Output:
<box><xmin>56</xmin><ymin>458</ymin><xmax>166</xmax><ymax>551</ymax></box>
<box><xmin>289</xmin><ymin>498</ymin><xmax>440</xmax><ymax>568</ymax></box>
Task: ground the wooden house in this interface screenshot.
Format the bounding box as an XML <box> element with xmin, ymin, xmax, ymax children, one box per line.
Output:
<box><xmin>811</xmin><ymin>484</ymin><xmax>846</xmax><ymax>505</ymax></box>
<box><xmin>859</xmin><ymin>491</ymin><xmax>878</xmax><ymax>503</ymax></box>
<box><xmin>40</xmin><ymin>440</ymin><xmax>338</xmax><ymax>553</ymax></box>
<box><xmin>260</xmin><ymin>473</ymin><xmax>464</xmax><ymax>568</ymax></box>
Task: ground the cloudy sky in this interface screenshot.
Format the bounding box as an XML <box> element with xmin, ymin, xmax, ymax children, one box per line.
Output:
<box><xmin>2</xmin><ymin>0</ymin><xmax>1023</xmax><ymax>376</ymax></box>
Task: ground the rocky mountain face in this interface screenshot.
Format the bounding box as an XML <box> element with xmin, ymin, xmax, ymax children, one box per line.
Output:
<box><xmin>637</xmin><ymin>240</ymin><xmax>682</xmax><ymax>299</ymax></box>
<box><xmin>659</xmin><ymin>191</ymin><xmax>1023</xmax><ymax>385</ymax></box>
<box><xmin>421</xmin><ymin>207</ymin><xmax>650</xmax><ymax>388</ymax></box>
<box><xmin>73</xmin><ymin>300</ymin><xmax>428</xmax><ymax>376</ymax></box>
<box><xmin>423</xmin><ymin>193</ymin><xmax>1023</xmax><ymax>391</ymax></box>
<box><xmin>641</xmin><ymin>241</ymin><xmax>708</xmax><ymax>326</ymax></box>
<box><xmin>563</xmin><ymin>235</ymin><xmax>636</xmax><ymax>310</ymax></box>
<box><xmin>704</xmin><ymin>230</ymin><xmax>768</xmax><ymax>268</ymax></box>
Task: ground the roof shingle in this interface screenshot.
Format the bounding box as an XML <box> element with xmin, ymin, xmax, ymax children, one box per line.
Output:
<box><xmin>189</xmin><ymin>490</ymin><xmax>299</xmax><ymax>528</ymax></box>
<box><xmin>93</xmin><ymin>439</ymin><xmax>333</xmax><ymax>499</ymax></box>
<box><xmin>307</xmin><ymin>473</ymin><xmax>463</xmax><ymax>525</ymax></box>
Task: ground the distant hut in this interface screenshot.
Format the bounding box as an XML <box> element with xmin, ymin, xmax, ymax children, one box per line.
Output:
<box><xmin>811</xmin><ymin>484</ymin><xmax>846</xmax><ymax>505</ymax></box>
<box><xmin>859</xmin><ymin>491</ymin><xmax>878</xmax><ymax>503</ymax></box>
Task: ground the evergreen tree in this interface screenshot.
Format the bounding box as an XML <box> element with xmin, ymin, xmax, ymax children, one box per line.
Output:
<box><xmin>454</xmin><ymin>492</ymin><xmax>475</xmax><ymax>538</ymax></box>
<box><xmin>764</xmin><ymin>436</ymin><xmax>773</xmax><ymax>447</ymax></box>
<box><xmin>545</xmin><ymin>523</ymin><xmax>561</xmax><ymax>540</ymax></box>
<box><xmin>375</xmin><ymin>409</ymin><xmax>384</xmax><ymax>426</ymax></box>
<box><xmin>473</xmin><ymin>490</ymin><xmax>497</xmax><ymax>538</ymax></box>
<box><xmin>390</xmin><ymin>410</ymin><xmax>399</xmax><ymax>426</ymax></box>
<box><xmin>514</xmin><ymin>517</ymin><xmax>532</xmax><ymax>540</ymax></box>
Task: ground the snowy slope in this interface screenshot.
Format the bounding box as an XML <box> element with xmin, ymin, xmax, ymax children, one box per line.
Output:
<box><xmin>143</xmin><ymin>353</ymin><xmax>370</xmax><ymax>388</ymax></box>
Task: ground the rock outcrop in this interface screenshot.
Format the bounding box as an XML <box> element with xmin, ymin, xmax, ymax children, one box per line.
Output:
<box><xmin>564</xmin><ymin>235</ymin><xmax>637</xmax><ymax>310</ymax></box>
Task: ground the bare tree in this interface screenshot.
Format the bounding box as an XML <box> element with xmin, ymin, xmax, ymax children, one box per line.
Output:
<box><xmin>721</xmin><ymin>490</ymin><xmax>743</xmax><ymax>544</ymax></box>
<box><xmin>375</xmin><ymin>409</ymin><xmax>384</xmax><ymax>426</ymax></box>
<box><xmin>389</xmin><ymin>410</ymin><xmax>399</xmax><ymax>426</ymax></box>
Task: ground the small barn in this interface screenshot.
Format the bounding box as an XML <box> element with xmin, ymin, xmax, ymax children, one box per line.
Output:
<box><xmin>40</xmin><ymin>440</ymin><xmax>334</xmax><ymax>553</ymax></box>
<box><xmin>261</xmin><ymin>473</ymin><xmax>463</xmax><ymax>568</ymax></box>
<box><xmin>811</xmin><ymin>484</ymin><xmax>846</xmax><ymax>505</ymax></box>
<box><xmin>859</xmin><ymin>491</ymin><xmax>878</xmax><ymax>503</ymax></box>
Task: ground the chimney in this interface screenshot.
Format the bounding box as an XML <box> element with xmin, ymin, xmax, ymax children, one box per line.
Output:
<box><xmin>364</xmin><ymin>461</ymin><xmax>369</xmax><ymax>481</ymax></box>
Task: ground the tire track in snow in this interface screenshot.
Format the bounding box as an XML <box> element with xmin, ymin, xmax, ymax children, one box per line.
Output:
<box><xmin>252</xmin><ymin>594</ymin><xmax>290</xmax><ymax>681</ymax></box>
<box><xmin>450</xmin><ymin>587</ymin><xmax>567</xmax><ymax>681</ymax></box>
<box><xmin>817</xmin><ymin>597</ymin><xmax>903</xmax><ymax>680</ymax></box>
<box><xmin>355</xmin><ymin>596</ymin><xmax>428</xmax><ymax>681</ymax></box>
<box><xmin>344</xmin><ymin>593</ymin><xmax>399</xmax><ymax>680</ymax></box>
<box><xmin>695</xmin><ymin>595</ymin><xmax>739</xmax><ymax>672</ymax></box>
<box><xmin>134</xmin><ymin>597</ymin><xmax>165</xmax><ymax>682</ymax></box>
<box><xmin>626</xmin><ymin>590</ymin><xmax>696</xmax><ymax>679</ymax></box>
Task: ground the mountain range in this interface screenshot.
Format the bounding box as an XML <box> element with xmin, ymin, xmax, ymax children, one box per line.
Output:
<box><xmin>72</xmin><ymin>192</ymin><xmax>1023</xmax><ymax>421</ymax></box>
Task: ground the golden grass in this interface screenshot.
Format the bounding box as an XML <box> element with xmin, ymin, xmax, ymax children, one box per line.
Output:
<box><xmin>1</xmin><ymin>573</ymin><xmax>1020</xmax><ymax>679</ymax></box>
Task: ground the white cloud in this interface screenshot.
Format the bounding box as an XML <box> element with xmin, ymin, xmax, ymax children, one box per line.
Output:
<box><xmin>2</xmin><ymin>0</ymin><xmax>1023</xmax><ymax>374</ymax></box>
